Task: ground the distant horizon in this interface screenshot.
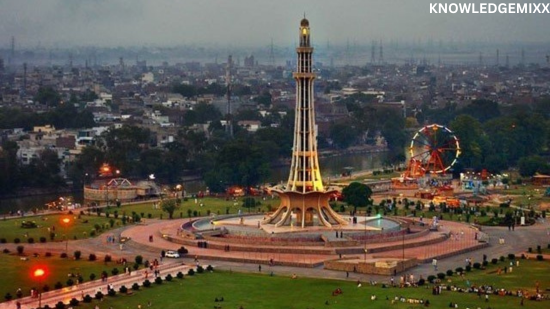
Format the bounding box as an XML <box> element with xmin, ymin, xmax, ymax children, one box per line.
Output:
<box><xmin>1</xmin><ymin>0</ymin><xmax>549</xmax><ymax>48</ymax></box>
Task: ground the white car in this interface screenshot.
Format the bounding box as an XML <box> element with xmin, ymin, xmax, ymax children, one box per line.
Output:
<box><xmin>165</xmin><ymin>250</ymin><xmax>180</xmax><ymax>258</ymax></box>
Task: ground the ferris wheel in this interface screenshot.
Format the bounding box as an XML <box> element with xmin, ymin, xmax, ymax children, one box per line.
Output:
<box><xmin>409</xmin><ymin>124</ymin><xmax>461</xmax><ymax>174</ymax></box>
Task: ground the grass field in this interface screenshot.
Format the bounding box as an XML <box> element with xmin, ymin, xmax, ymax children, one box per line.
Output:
<box><xmin>0</xmin><ymin>253</ymin><xmax>131</xmax><ymax>299</ymax></box>
<box><xmin>0</xmin><ymin>214</ymin><xmax>123</xmax><ymax>244</ymax></box>
<box><xmin>117</xmin><ymin>196</ymin><xmax>279</xmax><ymax>220</ymax></box>
<box><xmin>71</xmin><ymin>268</ymin><xmax>550</xmax><ymax>309</ymax></box>
<box><xmin>2</xmin><ymin>251</ymin><xmax>549</xmax><ymax>307</ymax></box>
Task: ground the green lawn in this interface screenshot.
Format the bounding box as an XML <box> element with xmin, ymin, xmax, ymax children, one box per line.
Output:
<box><xmin>117</xmin><ymin>196</ymin><xmax>280</xmax><ymax>220</ymax></box>
<box><xmin>0</xmin><ymin>253</ymin><xmax>130</xmax><ymax>299</ymax></box>
<box><xmin>72</xmin><ymin>269</ymin><xmax>549</xmax><ymax>309</ymax></box>
<box><xmin>0</xmin><ymin>214</ymin><xmax>124</xmax><ymax>243</ymax></box>
<box><xmin>2</xmin><ymin>254</ymin><xmax>549</xmax><ymax>308</ymax></box>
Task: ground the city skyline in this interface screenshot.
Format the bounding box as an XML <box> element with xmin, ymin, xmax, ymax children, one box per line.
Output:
<box><xmin>1</xmin><ymin>0</ymin><xmax>550</xmax><ymax>48</ymax></box>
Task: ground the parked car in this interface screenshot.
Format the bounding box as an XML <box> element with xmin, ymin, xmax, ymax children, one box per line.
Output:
<box><xmin>165</xmin><ymin>250</ymin><xmax>180</xmax><ymax>258</ymax></box>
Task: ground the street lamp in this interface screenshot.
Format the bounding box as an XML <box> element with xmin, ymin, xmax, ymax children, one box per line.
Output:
<box><xmin>364</xmin><ymin>211</ymin><xmax>367</xmax><ymax>261</ymax></box>
<box><xmin>61</xmin><ymin>217</ymin><xmax>71</xmax><ymax>255</ymax></box>
<box><xmin>32</xmin><ymin>267</ymin><xmax>47</xmax><ymax>309</ymax></box>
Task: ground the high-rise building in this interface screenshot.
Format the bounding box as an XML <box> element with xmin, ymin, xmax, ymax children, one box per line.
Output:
<box><xmin>264</xmin><ymin>18</ymin><xmax>347</xmax><ymax>228</ymax></box>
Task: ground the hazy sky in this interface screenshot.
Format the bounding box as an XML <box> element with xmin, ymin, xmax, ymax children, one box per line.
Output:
<box><xmin>1</xmin><ymin>0</ymin><xmax>549</xmax><ymax>48</ymax></box>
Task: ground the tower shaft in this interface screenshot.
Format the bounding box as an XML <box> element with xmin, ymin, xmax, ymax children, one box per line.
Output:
<box><xmin>287</xmin><ymin>20</ymin><xmax>323</xmax><ymax>193</ymax></box>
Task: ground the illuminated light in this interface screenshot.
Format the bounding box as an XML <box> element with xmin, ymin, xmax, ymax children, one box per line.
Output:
<box><xmin>302</xmin><ymin>28</ymin><xmax>308</xmax><ymax>35</ymax></box>
<box><xmin>62</xmin><ymin>217</ymin><xmax>71</xmax><ymax>224</ymax></box>
<box><xmin>33</xmin><ymin>268</ymin><xmax>45</xmax><ymax>278</ymax></box>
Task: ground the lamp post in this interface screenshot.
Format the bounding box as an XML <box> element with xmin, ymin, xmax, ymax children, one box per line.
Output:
<box><xmin>61</xmin><ymin>217</ymin><xmax>71</xmax><ymax>255</ymax></box>
<box><xmin>32</xmin><ymin>267</ymin><xmax>46</xmax><ymax>309</ymax></box>
<box><xmin>401</xmin><ymin>222</ymin><xmax>406</xmax><ymax>273</ymax></box>
<box><xmin>364</xmin><ymin>211</ymin><xmax>367</xmax><ymax>261</ymax></box>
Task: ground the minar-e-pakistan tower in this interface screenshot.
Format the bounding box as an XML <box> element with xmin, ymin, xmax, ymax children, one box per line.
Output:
<box><xmin>264</xmin><ymin>18</ymin><xmax>347</xmax><ymax>228</ymax></box>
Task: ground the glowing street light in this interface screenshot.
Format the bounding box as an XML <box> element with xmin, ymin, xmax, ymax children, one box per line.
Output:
<box><xmin>32</xmin><ymin>267</ymin><xmax>47</xmax><ymax>309</ymax></box>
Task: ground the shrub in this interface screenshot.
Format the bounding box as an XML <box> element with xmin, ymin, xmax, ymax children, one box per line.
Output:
<box><xmin>187</xmin><ymin>269</ymin><xmax>195</xmax><ymax>276</ymax></box>
<box><xmin>60</xmin><ymin>252</ymin><xmax>68</xmax><ymax>258</ymax></box>
<box><xmin>427</xmin><ymin>275</ymin><xmax>436</xmax><ymax>283</ymax></box>
<box><xmin>27</xmin><ymin>237</ymin><xmax>35</xmax><ymax>244</ymax></box>
<box><xmin>143</xmin><ymin>280</ymin><xmax>151</xmax><ymax>287</ymax></box>
<box><xmin>4</xmin><ymin>293</ymin><xmax>12</xmax><ymax>301</ymax></box>
<box><xmin>44</xmin><ymin>252</ymin><xmax>52</xmax><ymax>257</ymax></box>
<box><xmin>446</xmin><ymin>270</ymin><xmax>453</xmax><ymax>276</ymax></box>
<box><xmin>132</xmin><ymin>283</ymin><xmax>140</xmax><ymax>291</ymax></box>
<box><xmin>95</xmin><ymin>291</ymin><xmax>103</xmax><ymax>300</ymax></box>
<box><xmin>66</xmin><ymin>278</ymin><xmax>74</xmax><ymax>286</ymax></box>
<box><xmin>2</xmin><ymin>248</ymin><xmax>9</xmax><ymax>254</ymax></box>
<box><xmin>119</xmin><ymin>286</ymin><xmax>128</xmax><ymax>294</ymax></box>
<box><xmin>499</xmin><ymin>256</ymin><xmax>505</xmax><ymax>262</ymax></box>
<box><xmin>135</xmin><ymin>255</ymin><xmax>143</xmax><ymax>265</ymax></box>
<box><xmin>436</xmin><ymin>273</ymin><xmax>446</xmax><ymax>280</ymax></box>
<box><xmin>55</xmin><ymin>301</ymin><xmax>65</xmax><ymax>309</ymax></box>
<box><xmin>473</xmin><ymin>262</ymin><xmax>481</xmax><ymax>269</ymax></box>
<box><xmin>0</xmin><ymin>238</ymin><xmax>5</xmax><ymax>243</ymax></box>
<box><xmin>54</xmin><ymin>282</ymin><xmax>63</xmax><ymax>289</ymax></box>
<box><xmin>418</xmin><ymin>278</ymin><xmax>425</xmax><ymax>286</ymax></box>
<box><xmin>155</xmin><ymin>277</ymin><xmax>163</xmax><ymax>285</ymax></box>
<box><xmin>104</xmin><ymin>255</ymin><xmax>112</xmax><ymax>263</ymax></box>
<box><xmin>89</xmin><ymin>273</ymin><xmax>96</xmax><ymax>281</ymax></box>
<box><xmin>16</xmin><ymin>245</ymin><xmax>24</xmax><ymax>255</ymax></box>
<box><xmin>14</xmin><ymin>238</ymin><xmax>20</xmax><ymax>244</ymax></box>
<box><xmin>83</xmin><ymin>295</ymin><xmax>93</xmax><ymax>303</ymax></box>
<box><xmin>176</xmin><ymin>272</ymin><xmax>184</xmax><ymax>279</ymax></box>
<box><xmin>108</xmin><ymin>289</ymin><xmax>116</xmax><ymax>297</ymax></box>
<box><xmin>482</xmin><ymin>260</ymin><xmax>488</xmax><ymax>266</ymax></box>
<box><xmin>42</xmin><ymin>285</ymin><xmax>50</xmax><ymax>292</ymax></box>
<box><xmin>69</xmin><ymin>298</ymin><xmax>79</xmax><ymax>306</ymax></box>
<box><xmin>508</xmin><ymin>253</ymin><xmax>516</xmax><ymax>260</ymax></box>
<box><xmin>491</xmin><ymin>258</ymin><xmax>498</xmax><ymax>264</ymax></box>
<box><xmin>536</xmin><ymin>254</ymin><xmax>544</xmax><ymax>261</ymax></box>
<box><xmin>74</xmin><ymin>251</ymin><xmax>81</xmax><ymax>260</ymax></box>
<box><xmin>39</xmin><ymin>237</ymin><xmax>47</xmax><ymax>243</ymax></box>
<box><xmin>165</xmin><ymin>274</ymin><xmax>173</xmax><ymax>281</ymax></box>
<box><xmin>465</xmin><ymin>265</ymin><xmax>472</xmax><ymax>272</ymax></box>
<box><xmin>88</xmin><ymin>254</ymin><xmax>97</xmax><ymax>261</ymax></box>
<box><xmin>455</xmin><ymin>267</ymin><xmax>464</xmax><ymax>273</ymax></box>
<box><xmin>197</xmin><ymin>265</ymin><xmax>204</xmax><ymax>274</ymax></box>
<box><xmin>177</xmin><ymin>246</ymin><xmax>188</xmax><ymax>255</ymax></box>
<box><xmin>111</xmin><ymin>268</ymin><xmax>119</xmax><ymax>276</ymax></box>
<box><xmin>44</xmin><ymin>306</ymin><xmax>51</xmax><ymax>309</ymax></box>
<box><xmin>206</xmin><ymin>265</ymin><xmax>214</xmax><ymax>272</ymax></box>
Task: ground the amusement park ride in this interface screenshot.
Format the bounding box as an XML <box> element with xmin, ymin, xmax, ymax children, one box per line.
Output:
<box><xmin>393</xmin><ymin>124</ymin><xmax>462</xmax><ymax>205</ymax></box>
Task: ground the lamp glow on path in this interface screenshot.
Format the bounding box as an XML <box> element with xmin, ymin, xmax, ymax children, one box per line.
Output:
<box><xmin>61</xmin><ymin>217</ymin><xmax>72</xmax><ymax>255</ymax></box>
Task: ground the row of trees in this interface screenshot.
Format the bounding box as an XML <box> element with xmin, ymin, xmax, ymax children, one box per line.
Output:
<box><xmin>445</xmin><ymin>99</ymin><xmax>550</xmax><ymax>176</ymax></box>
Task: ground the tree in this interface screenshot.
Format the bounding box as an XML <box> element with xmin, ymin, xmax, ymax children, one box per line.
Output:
<box><xmin>330</xmin><ymin>122</ymin><xmax>358</xmax><ymax>149</ymax></box>
<box><xmin>461</xmin><ymin>99</ymin><xmax>501</xmax><ymax>123</ymax></box>
<box><xmin>161</xmin><ymin>199</ymin><xmax>179</xmax><ymax>219</ymax></box>
<box><xmin>34</xmin><ymin>87</ymin><xmax>61</xmax><ymax>107</ymax></box>
<box><xmin>518</xmin><ymin>155</ymin><xmax>550</xmax><ymax>177</ymax></box>
<box><xmin>342</xmin><ymin>182</ymin><xmax>373</xmax><ymax>213</ymax></box>
<box><xmin>242</xmin><ymin>197</ymin><xmax>256</xmax><ymax>210</ymax></box>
